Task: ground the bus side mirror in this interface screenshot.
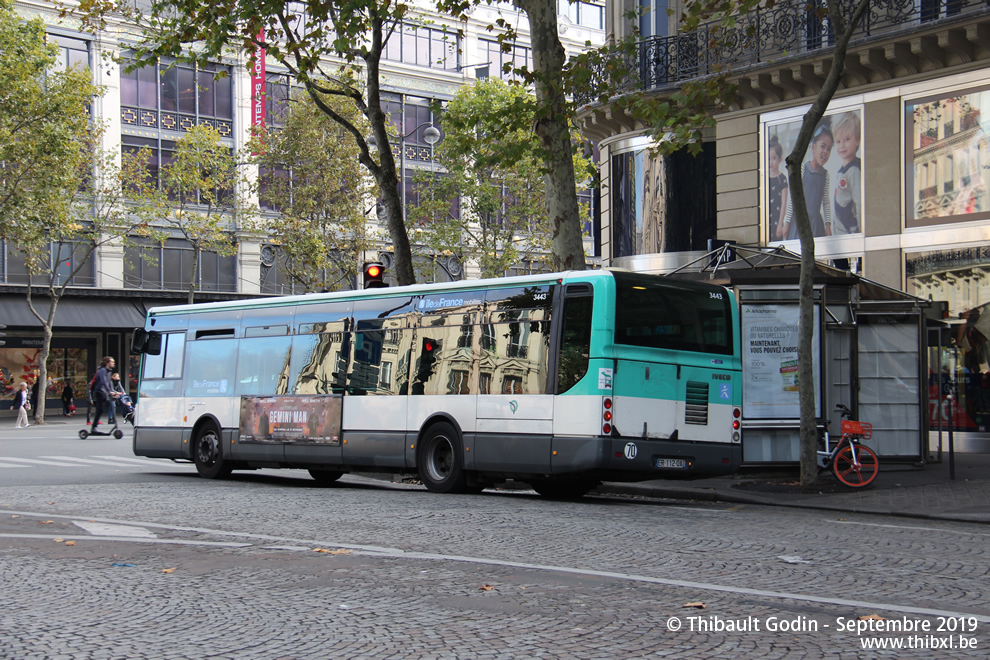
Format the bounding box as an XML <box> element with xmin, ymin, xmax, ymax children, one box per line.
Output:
<box><xmin>131</xmin><ymin>329</ymin><xmax>147</xmax><ymax>353</ymax></box>
<box><xmin>146</xmin><ymin>332</ymin><xmax>162</xmax><ymax>355</ymax></box>
<box><xmin>131</xmin><ymin>329</ymin><xmax>162</xmax><ymax>355</ymax></box>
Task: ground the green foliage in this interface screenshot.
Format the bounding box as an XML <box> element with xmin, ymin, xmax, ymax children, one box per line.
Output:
<box><xmin>407</xmin><ymin>79</ymin><xmax>589</xmax><ymax>279</ymax></box>
<box><xmin>154</xmin><ymin>124</ymin><xmax>245</xmax><ymax>303</ymax></box>
<box><xmin>0</xmin><ymin>0</ymin><xmax>100</xmax><ymax>252</ymax></box>
<box><xmin>67</xmin><ymin>0</ymin><xmax>422</xmax><ymax>284</ymax></box>
<box><xmin>247</xmin><ymin>88</ymin><xmax>374</xmax><ymax>292</ymax></box>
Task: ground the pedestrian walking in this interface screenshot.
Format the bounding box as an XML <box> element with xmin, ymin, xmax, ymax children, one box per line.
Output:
<box><xmin>61</xmin><ymin>382</ymin><xmax>75</xmax><ymax>416</ymax></box>
<box><xmin>30</xmin><ymin>380</ymin><xmax>39</xmax><ymax>418</ymax></box>
<box><xmin>11</xmin><ymin>382</ymin><xmax>30</xmax><ymax>428</ymax></box>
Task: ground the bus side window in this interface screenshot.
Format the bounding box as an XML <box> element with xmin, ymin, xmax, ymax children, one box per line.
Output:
<box><xmin>236</xmin><ymin>336</ymin><xmax>292</xmax><ymax>396</ymax></box>
<box><xmin>291</xmin><ymin>330</ymin><xmax>347</xmax><ymax>395</ymax></box>
<box><xmin>489</xmin><ymin>311</ymin><xmax>550</xmax><ymax>395</ymax></box>
<box><xmin>184</xmin><ymin>338</ymin><xmax>238</xmax><ymax>397</ymax></box>
<box><xmin>557</xmin><ymin>296</ymin><xmax>593</xmax><ymax>394</ymax></box>
<box><xmin>142</xmin><ymin>332</ymin><xmax>185</xmax><ymax>380</ymax></box>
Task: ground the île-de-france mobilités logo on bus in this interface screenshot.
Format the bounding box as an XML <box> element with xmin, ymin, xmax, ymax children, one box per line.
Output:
<box><xmin>509</xmin><ymin>400</ymin><xmax>518</xmax><ymax>414</ymax></box>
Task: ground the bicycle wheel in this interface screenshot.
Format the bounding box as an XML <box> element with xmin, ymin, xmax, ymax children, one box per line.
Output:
<box><xmin>832</xmin><ymin>442</ymin><xmax>879</xmax><ymax>488</ymax></box>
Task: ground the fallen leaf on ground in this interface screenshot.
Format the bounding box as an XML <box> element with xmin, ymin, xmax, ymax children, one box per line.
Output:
<box><xmin>38</xmin><ymin>521</ymin><xmax>54</xmax><ymax>525</ymax></box>
<box><xmin>54</xmin><ymin>538</ymin><xmax>64</xmax><ymax>543</ymax></box>
<box><xmin>64</xmin><ymin>541</ymin><xmax>75</xmax><ymax>546</ymax></box>
<box><xmin>313</xmin><ymin>548</ymin><xmax>352</xmax><ymax>555</ymax></box>
<box><xmin>479</xmin><ymin>584</ymin><xmax>495</xmax><ymax>591</ymax></box>
<box><xmin>859</xmin><ymin>614</ymin><xmax>887</xmax><ymax>621</ymax></box>
<box><xmin>11</xmin><ymin>515</ymin><xmax>19</xmax><ymax>518</ymax></box>
<box><xmin>682</xmin><ymin>602</ymin><xmax>706</xmax><ymax>609</ymax></box>
<box><xmin>162</xmin><ymin>568</ymin><xmax>176</xmax><ymax>573</ymax></box>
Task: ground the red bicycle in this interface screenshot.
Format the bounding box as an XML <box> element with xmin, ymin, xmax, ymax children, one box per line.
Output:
<box><xmin>817</xmin><ymin>404</ymin><xmax>879</xmax><ymax>488</ymax></box>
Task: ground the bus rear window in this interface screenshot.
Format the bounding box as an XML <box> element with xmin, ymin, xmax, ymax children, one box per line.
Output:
<box><xmin>613</xmin><ymin>272</ymin><xmax>732</xmax><ymax>355</ymax></box>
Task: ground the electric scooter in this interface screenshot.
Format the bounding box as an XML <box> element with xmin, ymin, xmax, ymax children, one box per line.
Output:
<box><xmin>79</xmin><ymin>397</ymin><xmax>124</xmax><ymax>439</ymax></box>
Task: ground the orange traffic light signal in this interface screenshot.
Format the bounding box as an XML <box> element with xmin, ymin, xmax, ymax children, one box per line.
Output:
<box><xmin>363</xmin><ymin>262</ymin><xmax>386</xmax><ymax>289</ymax></box>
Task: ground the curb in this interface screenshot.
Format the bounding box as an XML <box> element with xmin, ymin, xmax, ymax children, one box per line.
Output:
<box><xmin>595</xmin><ymin>483</ymin><xmax>990</xmax><ymax>524</ymax></box>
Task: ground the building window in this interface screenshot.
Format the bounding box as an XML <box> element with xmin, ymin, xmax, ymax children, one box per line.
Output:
<box><xmin>637</xmin><ymin>0</ymin><xmax>668</xmax><ymax>38</ymax></box>
<box><xmin>559</xmin><ymin>0</ymin><xmax>604</xmax><ymax>30</ymax></box>
<box><xmin>480</xmin><ymin>39</ymin><xmax>532</xmax><ymax>81</ymax></box>
<box><xmin>905</xmin><ymin>85</ymin><xmax>990</xmax><ymax>227</ymax></box>
<box><xmin>50</xmin><ymin>34</ymin><xmax>90</xmax><ymax>72</ymax></box>
<box><xmin>124</xmin><ymin>237</ymin><xmax>236</xmax><ymax>292</ymax></box>
<box><xmin>610</xmin><ymin>140</ymin><xmax>716</xmax><ymax>258</ymax></box>
<box><xmin>120</xmin><ymin>56</ymin><xmax>233</xmax><ymax>138</ymax></box>
<box><xmin>384</xmin><ymin>23</ymin><xmax>459</xmax><ymax>70</ymax></box>
<box><xmin>1</xmin><ymin>240</ymin><xmax>95</xmax><ymax>286</ymax></box>
<box><xmin>265</xmin><ymin>72</ymin><xmax>291</xmax><ymax>129</ymax></box>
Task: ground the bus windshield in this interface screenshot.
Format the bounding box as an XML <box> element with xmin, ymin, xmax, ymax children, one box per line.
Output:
<box><xmin>612</xmin><ymin>271</ymin><xmax>733</xmax><ymax>355</ymax></box>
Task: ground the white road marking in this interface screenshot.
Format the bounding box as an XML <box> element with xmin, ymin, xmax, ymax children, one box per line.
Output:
<box><xmin>72</xmin><ymin>520</ymin><xmax>157</xmax><ymax>538</ymax></box>
<box><xmin>829</xmin><ymin>518</ymin><xmax>990</xmax><ymax>537</ymax></box>
<box><xmin>0</xmin><ymin>457</ymin><xmax>84</xmax><ymax>467</ymax></box>
<box><xmin>0</xmin><ymin>463</ymin><xmax>30</xmax><ymax>469</ymax></box>
<box><xmin>0</xmin><ymin>533</ymin><xmax>249</xmax><ymax>548</ymax></box>
<box><xmin>43</xmin><ymin>456</ymin><xmax>144</xmax><ymax>467</ymax></box>
<box><xmin>5</xmin><ymin>508</ymin><xmax>989</xmax><ymax>624</ymax></box>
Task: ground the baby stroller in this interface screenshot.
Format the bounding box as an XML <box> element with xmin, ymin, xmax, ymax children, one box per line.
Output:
<box><xmin>118</xmin><ymin>393</ymin><xmax>135</xmax><ymax>425</ymax></box>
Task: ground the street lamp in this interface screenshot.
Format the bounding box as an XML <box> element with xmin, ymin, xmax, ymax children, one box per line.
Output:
<box><xmin>367</xmin><ymin>121</ymin><xmax>441</xmax><ymax>151</ymax></box>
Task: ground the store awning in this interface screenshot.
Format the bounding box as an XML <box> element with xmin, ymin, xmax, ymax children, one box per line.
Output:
<box><xmin>0</xmin><ymin>297</ymin><xmax>150</xmax><ymax>329</ymax></box>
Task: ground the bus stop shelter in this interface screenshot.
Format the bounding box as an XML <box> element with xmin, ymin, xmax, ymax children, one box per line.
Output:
<box><xmin>669</xmin><ymin>245</ymin><xmax>943</xmax><ymax>465</ymax></box>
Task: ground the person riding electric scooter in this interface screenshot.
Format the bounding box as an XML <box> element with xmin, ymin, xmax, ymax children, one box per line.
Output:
<box><xmin>79</xmin><ymin>356</ymin><xmax>123</xmax><ymax>439</ymax></box>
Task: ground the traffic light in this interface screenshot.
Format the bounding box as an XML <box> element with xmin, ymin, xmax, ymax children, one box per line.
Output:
<box><xmin>0</xmin><ymin>323</ymin><xmax>5</xmax><ymax>346</ymax></box>
<box><xmin>415</xmin><ymin>336</ymin><xmax>441</xmax><ymax>389</ymax></box>
<box><xmin>363</xmin><ymin>262</ymin><xmax>387</xmax><ymax>289</ymax></box>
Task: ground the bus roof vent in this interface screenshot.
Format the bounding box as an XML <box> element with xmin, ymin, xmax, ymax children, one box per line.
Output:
<box><xmin>685</xmin><ymin>381</ymin><xmax>709</xmax><ymax>425</ymax></box>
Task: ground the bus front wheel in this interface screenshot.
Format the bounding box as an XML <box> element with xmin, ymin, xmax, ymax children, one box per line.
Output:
<box><xmin>193</xmin><ymin>424</ymin><xmax>233</xmax><ymax>480</ymax></box>
<box><xmin>418</xmin><ymin>422</ymin><xmax>468</xmax><ymax>494</ymax></box>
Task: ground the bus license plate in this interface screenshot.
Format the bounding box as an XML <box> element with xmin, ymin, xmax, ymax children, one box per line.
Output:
<box><xmin>655</xmin><ymin>458</ymin><xmax>687</xmax><ymax>469</ymax></box>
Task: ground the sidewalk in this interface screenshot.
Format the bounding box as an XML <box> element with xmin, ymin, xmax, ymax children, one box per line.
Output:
<box><xmin>599</xmin><ymin>452</ymin><xmax>990</xmax><ymax>524</ymax></box>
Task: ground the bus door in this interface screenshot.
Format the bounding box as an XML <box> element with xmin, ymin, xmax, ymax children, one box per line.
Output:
<box><xmin>344</xmin><ymin>300</ymin><xmax>416</xmax><ymax>469</ymax></box>
<box><xmin>474</xmin><ymin>295</ymin><xmax>554</xmax><ymax>473</ymax></box>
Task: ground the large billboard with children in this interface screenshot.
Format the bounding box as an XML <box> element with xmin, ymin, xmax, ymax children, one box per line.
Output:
<box><xmin>764</xmin><ymin>107</ymin><xmax>864</xmax><ymax>242</ymax></box>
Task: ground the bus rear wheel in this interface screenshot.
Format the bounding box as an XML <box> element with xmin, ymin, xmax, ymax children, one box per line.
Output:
<box><xmin>308</xmin><ymin>469</ymin><xmax>344</xmax><ymax>485</ymax></box>
<box><xmin>530</xmin><ymin>479</ymin><xmax>597</xmax><ymax>500</ymax></box>
<box><xmin>418</xmin><ymin>422</ymin><xmax>468</xmax><ymax>494</ymax></box>
<box><xmin>193</xmin><ymin>424</ymin><xmax>232</xmax><ymax>480</ymax></box>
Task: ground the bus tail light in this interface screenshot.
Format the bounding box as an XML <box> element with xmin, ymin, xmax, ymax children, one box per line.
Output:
<box><xmin>732</xmin><ymin>407</ymin><xmax>742</xmax><ymax>442</ymax></box>
<box><xmin>602</xmin><ymin>422</ymin><xmax>611</xmax><ymax>435</ymax></box>
<box><xmin>603</xmin><ymin>398</ymin><xmax>613</xmax><ymax>435</ymax></box>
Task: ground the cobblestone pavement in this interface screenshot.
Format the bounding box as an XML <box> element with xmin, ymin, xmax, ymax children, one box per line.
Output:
<box><xmin>1</xmin><ymin>477</ymin><xmax>988</xmax><ymax>658</ymax></box>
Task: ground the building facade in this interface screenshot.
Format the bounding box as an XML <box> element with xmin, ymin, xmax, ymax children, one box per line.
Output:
<box><xmin>1</xmin><ymin>0</ymin><xmax>604</xmax><ymax>415</ymax></box>
<box><xmin>579</xmin><ymin>0</ymin><xmax>990</xmax><ymax>451</ymax></box>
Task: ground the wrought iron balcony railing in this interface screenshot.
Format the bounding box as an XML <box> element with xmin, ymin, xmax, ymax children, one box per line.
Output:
<box><xmin>577</xmin><ymin>0</ymin><xmax>990</xmax><ymax>106</ymax></box>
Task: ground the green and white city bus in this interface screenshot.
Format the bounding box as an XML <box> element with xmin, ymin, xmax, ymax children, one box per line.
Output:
<box><xmin>130</xmin><ymin>270</ymin><xmax>742</xmax><ymax>497</ymax></box>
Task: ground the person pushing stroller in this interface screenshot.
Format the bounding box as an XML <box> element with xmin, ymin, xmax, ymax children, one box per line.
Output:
<box><xmin>89</xmin><ymin>356</ymin><xmax>120</xmax><ymax>433</ymax></box>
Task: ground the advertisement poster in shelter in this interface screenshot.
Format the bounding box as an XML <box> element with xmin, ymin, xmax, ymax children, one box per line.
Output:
<box><xmin>742</xmin><ymin>304</ymin><xmax>821</xmax><ymax>419</ymax></box>
<box><xmin>239</xmin><ymin>395</ymin><xmax>342</xmax><ymax>444</ymax></box>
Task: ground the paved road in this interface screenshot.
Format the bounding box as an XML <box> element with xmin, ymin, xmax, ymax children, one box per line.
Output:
<box><xmin>0</xmin><ymin>425</ymin><xmax>988</xmax><ymax>657</ymax></box>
